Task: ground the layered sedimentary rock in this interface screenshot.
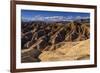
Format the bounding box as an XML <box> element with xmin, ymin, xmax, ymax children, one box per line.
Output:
<box><xmin>21</xmin><ymin>20</ymin><xmax>90</xmax><ymax>63</ymax></box>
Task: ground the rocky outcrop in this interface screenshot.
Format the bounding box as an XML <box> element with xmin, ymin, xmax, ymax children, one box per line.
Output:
<box><xmin>21</xmin><ymin>20</ymin><xmax>90</xmax><ymax>62</ymax></box>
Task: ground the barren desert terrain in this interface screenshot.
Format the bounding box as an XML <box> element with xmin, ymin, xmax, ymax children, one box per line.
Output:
<box><xmin>21</xmin><ymin>19</ymin><xmax>90</xmax><ymax>63</ymax></box>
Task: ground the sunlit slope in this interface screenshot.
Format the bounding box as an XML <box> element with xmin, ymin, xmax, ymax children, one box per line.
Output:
<box><xmin>39</xmin><ymin>39</ymin><xmax>90</xmax><ymax>61</ymax></box>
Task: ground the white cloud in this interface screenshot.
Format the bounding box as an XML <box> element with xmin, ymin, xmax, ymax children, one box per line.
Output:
<box><xmin>31</xmin><ymin>15</ymin><xmax>74</xmax><ymax>21</ymax></box>
<box><xmin>32</xmin><ymin>15</ymin><xmax>45</xmax><ymax>21</ymax></box>
<box><xmin>75</xmin><ymin>16</ymin><xmax>90</xmax><ymax>20</ymax></box>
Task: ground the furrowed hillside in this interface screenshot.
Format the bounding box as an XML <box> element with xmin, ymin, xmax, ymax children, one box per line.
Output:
<box><xmin>21</xmin><ymin>19</ymin><xmax>90</xmax><ymax>63</ymax></box>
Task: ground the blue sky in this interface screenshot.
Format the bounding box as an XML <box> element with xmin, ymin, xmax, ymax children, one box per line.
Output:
<box><xmin>21</xmin><ymin>9</ymin><xmax>90</xmax><ymax>21</ymax></box>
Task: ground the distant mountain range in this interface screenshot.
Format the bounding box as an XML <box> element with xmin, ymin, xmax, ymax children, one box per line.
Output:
<box><xmin>21</xmin><ymin>15</ymin><xmax>90</xmax><ymax>23</ymax></box>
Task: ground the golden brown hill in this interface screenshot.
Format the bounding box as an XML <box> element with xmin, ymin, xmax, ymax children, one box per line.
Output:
<box><xmin>39</xmin><ymin>39</ymin><xmax>90</xmax><ymax>61</ymax></box>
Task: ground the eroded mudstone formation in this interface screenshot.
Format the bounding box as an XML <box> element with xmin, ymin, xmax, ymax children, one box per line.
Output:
<box><xmin>21</xmin><ymin>20</ymin><xmax>90</xmax><ymax>62</ymax></box>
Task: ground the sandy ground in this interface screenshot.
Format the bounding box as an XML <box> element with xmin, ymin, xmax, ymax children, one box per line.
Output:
<box><xmin>39</xmin><ymin>39</ymin><xmax>90</xmax><ymax>61</ymax></box>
